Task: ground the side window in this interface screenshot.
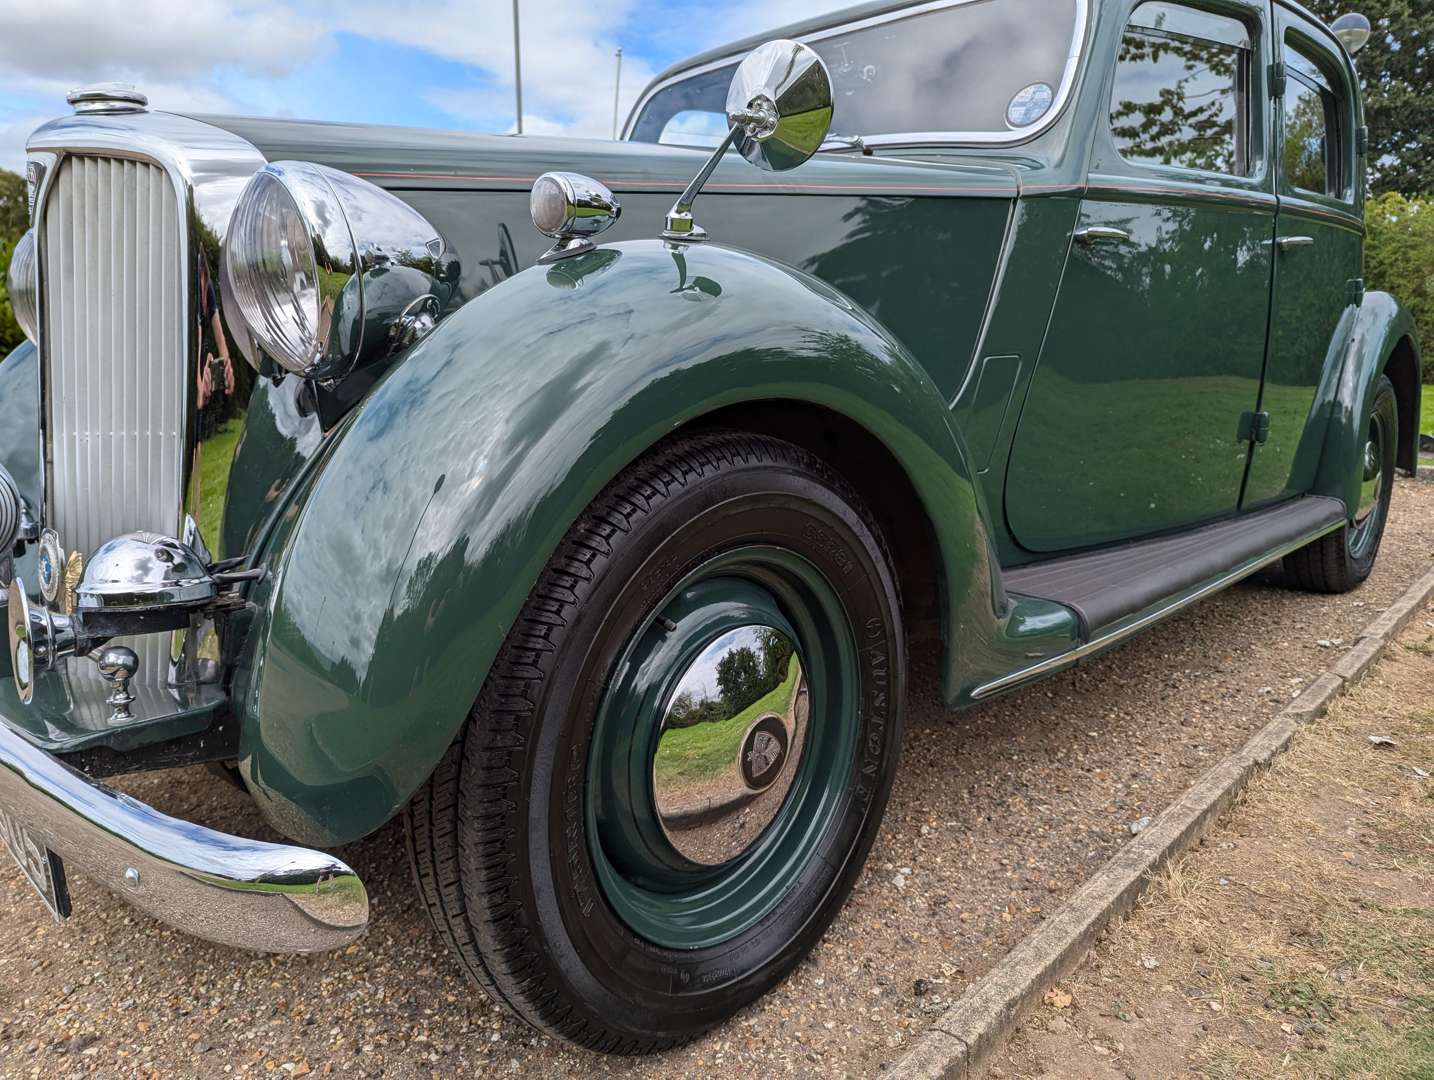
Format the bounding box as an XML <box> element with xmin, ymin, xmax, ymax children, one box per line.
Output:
<box><xmin>657</xmin><ymin>109</ymin><xmax>730</xmax><ymax>149</ymax></box>
<box><xmin>1281</xmin><ymin>40</ymin><xmax>1345</xmax><ymax>198</ymax></box>
<box><xmin>1109</xmin><ymin>2</ymin><xmax>1254</xmax><ymax>176</ymax></box>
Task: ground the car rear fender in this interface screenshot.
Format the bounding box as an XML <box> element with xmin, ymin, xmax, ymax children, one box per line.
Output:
<box><xmin>1311</xmin><ymin>290</ymin><xmax>1421</xmax><ymax>513</ymax></box>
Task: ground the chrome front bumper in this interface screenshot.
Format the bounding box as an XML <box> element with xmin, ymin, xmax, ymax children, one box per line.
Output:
<box><xmin>0</xmin><ymin>717</ymin><xmax>368</xmax><ymax>952</ymax></box>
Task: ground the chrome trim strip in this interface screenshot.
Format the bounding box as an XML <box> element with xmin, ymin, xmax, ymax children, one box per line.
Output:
<box><xmin>624</xmin><ymin>0</ymin><xmax>1090</xmax><ymax>149</ymax></box>
<box><xmin>0</xmin><ymin>716</ymin><xmax>368</xmax><ymax>951</ymax></box>
<box><xmin>972</xmin><ymin>516</ymin><xmax>1347</xmax><ymax>699</ymax></box>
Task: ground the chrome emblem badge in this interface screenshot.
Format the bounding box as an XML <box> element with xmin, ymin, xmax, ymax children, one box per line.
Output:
<box><xmin>739</xmin><ymin>713</ymin><xmax>791</xmax><ymax>791</ymax></box>
<box><xmin>36</xmin><ymin>529</ymin><xmax>62</xmax><ymax>604</ymax></box>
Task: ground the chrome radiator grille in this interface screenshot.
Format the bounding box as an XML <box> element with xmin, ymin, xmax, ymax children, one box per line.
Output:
<box><xmin>42</xmin><ymin>155</ymin><xmax>184</xmax><ymax>558</ymax></box>
<box><xmin>41</xmin><ymin>155</ymin><xmax>186</xmax><ymax>704</ymax></box>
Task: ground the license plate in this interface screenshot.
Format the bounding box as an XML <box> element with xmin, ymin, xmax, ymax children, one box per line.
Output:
<box><xmin>0</xmin><ymin>805</ymin><xmax>70</xmax><ymax>920</ymax></box>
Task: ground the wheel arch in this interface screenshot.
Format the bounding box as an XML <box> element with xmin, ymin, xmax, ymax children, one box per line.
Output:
<box><xmin>1312</xmin><ymin>290</ymin><xmax>1421</xmax><ymax>511</ymax></box>
<box><xmin>682</xmin><ymin>400</ymin><xmax>945</xmax><ymax>643</ymax></box>
<box><xmin>231</xmin><ymin>239</ymin><xmax>1004</xmax><ymax>846</ymax></box>
<box><xmin>1383</xmin><ymin>332</ymin><xmax>1422</xmax><ymax>476</ymax></box>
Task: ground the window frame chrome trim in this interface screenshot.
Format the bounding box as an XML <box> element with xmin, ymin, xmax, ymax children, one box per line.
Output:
<box><xmin>623</xmin><ymin>0</ymin><xmax>1091</xmax><ymax>149</ymax></box>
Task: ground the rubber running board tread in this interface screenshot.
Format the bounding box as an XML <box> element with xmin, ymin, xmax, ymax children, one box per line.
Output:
<box><xmin>1003</xmin><ymin>496</ymin><xmax>1345</xmax><ymax>636</ymax></box>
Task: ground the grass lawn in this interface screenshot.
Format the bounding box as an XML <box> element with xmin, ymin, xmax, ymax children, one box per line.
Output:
<box><xmin>197</xmin><ymin>418</ymin><xmax>243</xmax><ymax>555</ymax></box>
<box><xmin>653</xmin><ymin>656</ymin><xmax>799</xmax><ymax>785</ymax></box>
<box><xmin>1422</xmin><ymin>384</ymin><xmax>1433</xmax><ymax>466</ymax></box>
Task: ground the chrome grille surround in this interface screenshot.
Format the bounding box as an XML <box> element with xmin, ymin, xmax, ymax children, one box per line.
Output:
<box><xmin>23</xmin><ymin>112</ymin><xmax>266</xmax><ymax>707</ymax></box>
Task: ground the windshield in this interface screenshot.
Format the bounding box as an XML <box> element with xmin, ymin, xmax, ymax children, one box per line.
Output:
<box><xmin>629</xmin><ymin>0</ymin><xmax>1084</xmax><ymax>148</ymax></box>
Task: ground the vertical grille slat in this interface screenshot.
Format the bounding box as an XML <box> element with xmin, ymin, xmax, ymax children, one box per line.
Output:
<box><xmin>42</xmin><ymin>155</ymin><xmax>186</xmax><ymax>704</ymax></box>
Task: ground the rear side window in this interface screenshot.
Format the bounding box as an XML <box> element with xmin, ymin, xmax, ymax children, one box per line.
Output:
<box><xmin>1109</xmin><ymin>1</ymin><xmax>1253</xmax><ymax>176</ymax></box>
<box><xmin>1281</xmin><ymin>40</ymin><xmax>1345</xmax><ymax>197</ymax></box>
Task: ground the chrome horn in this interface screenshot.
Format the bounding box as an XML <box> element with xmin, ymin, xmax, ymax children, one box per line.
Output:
<box><xmin>662</xmin><ymin>39</ymin><xmax>833</xmax><ymax>242</ymax></box>
<box><xmin>7</xmin><ymin>532</ymin><xmax>252</xmax><ymax>706</ymax></box>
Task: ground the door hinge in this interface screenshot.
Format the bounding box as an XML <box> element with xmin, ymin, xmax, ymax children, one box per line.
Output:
<box><xmin>1356</xmin><ymin>126</ymin><xmax>1369</xmax><ymax>156</ymax></box>
<box><xmin>1348</xmin><ymin>278</ymin><xmax>1366</xmax><ymax>305</ymax></box>
<box><xmin>1270</xmin><ymin>61</ymin><xmax>1287</xmax><ymax>97</ymax></box>
<box><xmin>1238</xmin><ymin>410</ymin><xmax>1271</xmax><ymax>445</ymax></box>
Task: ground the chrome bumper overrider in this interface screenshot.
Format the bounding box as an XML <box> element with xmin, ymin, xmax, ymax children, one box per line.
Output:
<box><xmin>0</xmin><ymin>717</ymin><xmax>368</xmax><ymax>952</ymax></box>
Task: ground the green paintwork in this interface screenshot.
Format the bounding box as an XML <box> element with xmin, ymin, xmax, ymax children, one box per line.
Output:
<box><xmin>0</xmin><ymin>0</ymin><xmax>1423</xmax><ymax>842</ymax></box>
<box><xmin>588</xmin><ymin>558</ymin><xmax>855</xmax><ymax>949</ymax></box>
<box><xmin>1310</xmin><ymin>290</ymin><xmax>1419</xmax><ymax>512</ymax></box>
<box><xmin>1006</xmin><ymin>186</ymin><xmax>1274</xmax><ymax>548</ymax></box>
<box><xmin>230</xmin><ymin>239</ymin><xmax>1076</xmax><ymax>846</ymax></box>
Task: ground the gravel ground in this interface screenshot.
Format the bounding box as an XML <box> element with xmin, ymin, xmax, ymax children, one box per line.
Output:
<box><xmin>0</xmin><ymin>478</ymin><xmax>1430</xmax><ymax>1080</ymax></box>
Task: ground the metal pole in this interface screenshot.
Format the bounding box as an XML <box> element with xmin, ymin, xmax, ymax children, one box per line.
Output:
<box><xmin>611</xmin><ymin>48</ymin><xmax>623</xmax><ymax>139</ymax></box>
<box><xmin>512</xmin><ymin>0</ymin><xmax>523</xmax><ymax>134</ymax></box>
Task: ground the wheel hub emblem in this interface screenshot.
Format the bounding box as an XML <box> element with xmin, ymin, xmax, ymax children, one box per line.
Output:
<box><xmin>739</xmin><ymin>713</ymin><xmax>791</xmax><ymax>791</ymax></box>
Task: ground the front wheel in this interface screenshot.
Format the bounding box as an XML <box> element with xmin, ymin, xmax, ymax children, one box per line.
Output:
<box><xmin>1286</xmin><ymin>374</ymin><xmax>1398</xmax><ymax>593</ymax></box>
<box><xmin>405</xmin><ymin>432</ymin><xmax>906</xmax><ymax>1053</ymax></box>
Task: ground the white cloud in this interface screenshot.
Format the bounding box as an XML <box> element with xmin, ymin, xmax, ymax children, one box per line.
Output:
<box><xmin>0</xmin><ymin>0</ymin><xmax>327</xmax><ymax>82</ymax></box>
<box><xmin>334</xmin><ymin>0</ymin><xmax>658</xmax><ymax>136</ymax></box>
<box><xmin>0</xmin><ymin>0</ymin><xmax>861</xmax><ymax>172</ymax></box>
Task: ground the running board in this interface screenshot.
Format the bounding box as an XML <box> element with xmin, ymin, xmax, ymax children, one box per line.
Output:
<box><xmin>976</xmin><ymin>496</ymin><xmax>1345</xmax><ymax>699</ymax></box>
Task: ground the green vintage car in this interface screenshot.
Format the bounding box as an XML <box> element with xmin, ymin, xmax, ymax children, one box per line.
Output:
<box><xmin>0</xmin><ymin>0</ymin><xmax>1422</xmax><ymax>1055</ymax></box>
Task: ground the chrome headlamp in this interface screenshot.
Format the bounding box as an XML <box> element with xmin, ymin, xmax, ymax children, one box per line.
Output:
<box><xmin>222</xmin><ymin>161</ymin><xmax>458</xmax><ymax>382</ymax></box>
<box><xmin>6</xmin><ymin>228</ymin><xmax>38</xmax><ymax>345</ymax></box>
<box><xmin>530</xmin><ymin>172</ymin><xmax>621</xmax><ymax>263</ymax></box>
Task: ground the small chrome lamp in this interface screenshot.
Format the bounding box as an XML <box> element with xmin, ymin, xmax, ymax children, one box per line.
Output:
<box><xmin>529</xmin><ymin>172</ymin><xmax>622</xmax><ymax>263</ymax></box>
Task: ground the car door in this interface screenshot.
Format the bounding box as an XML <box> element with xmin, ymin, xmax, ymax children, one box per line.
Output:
<box><xmin>1005</xmin><ymin>0</ymin><xmax>1275</xmax><ymax>552</ymax></box>
<box><xmin>1241</xmin><ymin>11</ymin><xmax>1362</xmax><ymax>508</ymax></box>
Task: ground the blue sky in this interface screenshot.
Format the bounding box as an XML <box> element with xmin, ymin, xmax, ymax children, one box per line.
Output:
<box><xmin>0</xmin><ymin>0</ymin><xmax>849</xmax><ymax>172</ymax></box>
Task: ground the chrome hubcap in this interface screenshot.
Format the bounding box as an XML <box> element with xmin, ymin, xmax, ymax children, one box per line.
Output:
<box><xmin>1355</xmin><ymin>436</ymin><xmax>1382</xmax><ymax>523</ymax></box>
<box><xmin>653</xmin><ymin>625</ymin><xmax>808</xmax><ymax>866</ymax></box>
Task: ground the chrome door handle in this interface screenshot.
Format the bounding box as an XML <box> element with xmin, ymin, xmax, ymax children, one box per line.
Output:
<box><xmin>1074</xmin><ymin>226</ymin><xmax>1131</xmax><ymax>245</ymax></box>
<box><xmin>1276</xmin><ymin>235</ymin><xmax>1316</xmax><ymax>252</ymax></box>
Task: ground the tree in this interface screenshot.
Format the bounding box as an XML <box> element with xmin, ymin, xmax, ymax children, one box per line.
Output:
<box><xmin>1305</xmin><ymin>0</ymin><xmax>1432</xmax><ymax>197</ymax></box>
<box><xmin>756</xmin><ymin>628</ymin><xmax>794</xmax><ymax>695</ymax></box>
<box><xmin>716</xmin><ymin>645</ymin><xmax>764</xmax><ymax>716</ymax></box>
<box><xmin>0</xmin><ymin>168</ymin><xmax>26</xmax><ymax>356</ymax></box>
<box><xmin>1364</xmin><ymin>192</ymin><xmax>1434</xmax><ymax>380</ymax></box>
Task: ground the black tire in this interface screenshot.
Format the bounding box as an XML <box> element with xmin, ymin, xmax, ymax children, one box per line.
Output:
<box><xmin>1285</xmin><ymin>374</ymin><xmax>1398</xmax><ymax>593</ymax></box>
<box><xmin>404</xmin><ymin>432</ymin><xmax>906</xmax><ymax>1053</ymax></box>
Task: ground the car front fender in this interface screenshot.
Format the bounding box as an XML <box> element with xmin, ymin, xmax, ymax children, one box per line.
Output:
<box><xmin>232</xmin><ymin>239</ymin><xmax>1027</xmax><ymax>845</ymax></box>
<box><xmin>1312</xmin><ymin>290</ymin><xmax>1422</xmax><ymax>513</ymax></box>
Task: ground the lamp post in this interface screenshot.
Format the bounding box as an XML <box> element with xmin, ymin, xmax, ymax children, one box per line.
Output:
<box><xmin>512</xmin><ymin>0</ymin><xmax>523</xmax><ymax>134</ymax></box>
<box><xmin>611</xmin><ymin>48</ymin><xmax>623</xmax><ymax>139</ymax></box>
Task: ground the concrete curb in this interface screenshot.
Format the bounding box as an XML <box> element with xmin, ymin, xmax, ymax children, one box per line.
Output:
<box><xmin>887</xmin><ymin>565</ymin><xmax>1434</xmax><ymax>1080</ymax></box>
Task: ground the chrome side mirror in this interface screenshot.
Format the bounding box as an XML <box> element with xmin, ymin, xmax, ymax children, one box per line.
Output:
<box><xmin>663</xmin><ymin>39</ymin><xmax>833</xmax><ymax>242</ymax></box>
<box><xmin>1331</xmin><ymin>12</ymin><xmax>1371</xmax><ymax>55</ymax></box>
<box><xmin>726</xmin><ymin>39</ymin><xmax>835</xmax><ymax>173</ymax></box>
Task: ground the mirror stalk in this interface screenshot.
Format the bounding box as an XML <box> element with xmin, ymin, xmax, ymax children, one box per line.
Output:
<box><xmin>661</xmin><ymin>125</ymin><xmax>742</xmax><ymax>242</ymax></box>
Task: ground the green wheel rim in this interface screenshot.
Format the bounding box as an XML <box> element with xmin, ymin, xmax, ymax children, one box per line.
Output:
<box><xmin>586</xmin><ymin>546</ymin><xmax>860</xmax><ymax>950</ymax></box>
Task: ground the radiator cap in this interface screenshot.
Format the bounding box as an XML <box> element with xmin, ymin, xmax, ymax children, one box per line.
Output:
<box><xmin>67</xmin><ymin>84</ymin><xmax>148</xmax><ymax>115</ymax></box>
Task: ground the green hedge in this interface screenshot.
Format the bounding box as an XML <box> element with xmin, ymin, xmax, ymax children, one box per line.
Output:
<box><xmin>1365</xmin><ymin>192</ymin><xmax>1434</xmax><ymax>383</ymax></box>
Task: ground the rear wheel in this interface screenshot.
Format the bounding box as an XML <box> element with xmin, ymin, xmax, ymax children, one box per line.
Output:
<box><xmin>1285</xmin><ymin>374</ymin><xmax>1398</xmax><ymax>593</ymax></box>
<box><xmin>405</xmin><ymin>432</ymin><xmax>906</xmax><ymax>1052</ymax></box>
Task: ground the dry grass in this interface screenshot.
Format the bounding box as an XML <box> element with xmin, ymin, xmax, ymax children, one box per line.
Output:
<box><xmin>993</xmin><ymin>607</ymin><xmax>1434</xmax><ymax>1080</ymax></box>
